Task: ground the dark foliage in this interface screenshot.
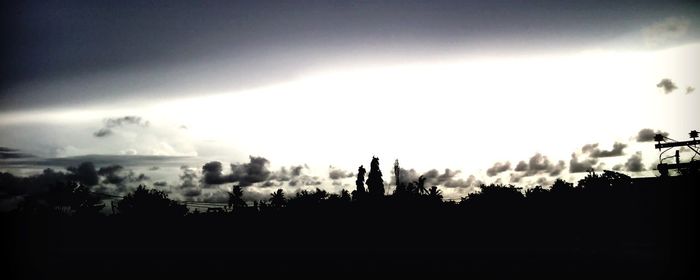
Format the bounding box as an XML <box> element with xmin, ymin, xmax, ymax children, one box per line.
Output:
<box><xmin>115</xmin><ymin>185</ymin><xmax>188</xmax><ymax>218</ymax></box>
<box><xmin>1</xmin><ymin>158</ymin><xmax>698</xmax><ymax>278</ymax></box>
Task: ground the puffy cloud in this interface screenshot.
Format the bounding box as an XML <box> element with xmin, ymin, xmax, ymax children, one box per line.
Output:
<box><xmin>512</xmin><ymin>153</ymin><xmax>565</xmax><ymax>177</ymax></box>
<box><xmin>656</xmin><ymin>78</ymin><xmax>677</xmax><ymax>94</ymax></box>
<box><xmin>392</xmin><ymin>167</ymin><xmax>479</xmax><ymax>189</ymax></box>
<box><xmin>97</xmin><ymin>165</ymin><xmax>149</xmax><ymax>191</ymax></box>
<box><xmin>569</xmin><ymin>153</ymin><xmax>598</xmax><ymax>173</ymax></box>
<box><xmin>623</xmin><ymin>152</ymin><xmax>646</xmax><ymax>172</ymax></box>
<box><xmin>288</xmin><ymin>176</ymin><xmax>323</xmax><ymax>187</ymax></box>
<box><xmin>687</xmin><ymin>86</ymin><xmax>695</xmax><ymax>94</ymax></box>
<box><xmin>635</xmin><ymin>128</ymin><xmax>669</xmax><ymax>142</ymax></box>
<box><xmin>177</xmin><ymin>166</ymin><xmax>200</xmax><ymax>197</ymax></box>
<box><xmin>328</xmin><ymin>166</ymin><xmax>354</xmax><ymax>180</ymax></box>
<box><xmin>199</xmin><ymin>156</ymin><xmax>272</xmax><ymax>187</ymax></box>
<box><xmin>548</xmin><ymin>160</ymin><xmax>566</xmax><ymax>177</ymax></box>
<box><xmin>581</xmin><ymin>142</ymin><xmax>626</xmax><ymax>158</ymax></box>
<box><xmin>391</xmin><ymin>168</ymin><xmax>421</xmax><ymax>186</ymax></box>
<box><xmin>510</xmin><ymin>173</ymin><xmax>524</xmax><ymax>183</ymax></box>
<box><xmin>486</xmin><ymin>161</ymin><xmax>511</xmax><ymax>177</ymax></box>
<box><xmin>230</xmin><ymin>156</ymin><xmax>271</xmax><ymax>187</ymax></box>
<box><xmin>201</xmin><ymin>161</ymin><xmax>231</xmax><ymax>185</ymax></box>
<box><xmin>536</xmin><ymin>177</ymin><xmax>551</xmax><ymax>186</ymax></box>
<box><xmin>93</xmin><ymin>116</ymin><xmax>150</xmax><ymax>138</ymax></box>
<box><xmin>153</xmin><ymin>181</ymin><xmax>168</xmax><ymax>187</ymax></box>
<box><xmin>267</xmin><ymin>165</ymin><xmax>306</xmax><ymax>182</ymax></box>
<box><xmin>67</xmin><ymin>162</ymin><xmax>99</xmax><ymax>186</ymax></box>
<box><xmin>514</xmin><ymin>161</ymin><xmax>528</xmax><ymax>172</ymax></box>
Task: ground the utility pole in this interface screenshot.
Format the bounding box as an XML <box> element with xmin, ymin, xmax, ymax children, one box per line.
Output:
<box><xmin>655</xmin><ymin>130</ymin><xmax>700</xmax><ymax>176</ymax></box>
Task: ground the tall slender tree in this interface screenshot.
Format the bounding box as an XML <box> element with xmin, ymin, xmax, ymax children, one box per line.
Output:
<box><xmin>366</xmin><ymin>157</ymin><xmax>385</xmax><ymax>197</ymax></box>
<box><xmin>355</xmin><ymin>165</ymin><xmax>366</xmax><ymax>194</ymax></box>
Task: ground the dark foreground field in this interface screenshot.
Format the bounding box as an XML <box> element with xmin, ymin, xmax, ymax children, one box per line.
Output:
<box><xmin>2</xmin><ymin>174</ymin><xmax>698</xmax><ymax>278</ymax></box>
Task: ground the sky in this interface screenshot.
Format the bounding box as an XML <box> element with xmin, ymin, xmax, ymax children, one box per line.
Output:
<box><xmin>1</xmin><ymin>0</ymin><xmax>699</xmax><ymax>204</ymax></box>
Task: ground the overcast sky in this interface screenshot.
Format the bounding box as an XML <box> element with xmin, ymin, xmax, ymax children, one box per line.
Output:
<box><xmin>1</xmin><ymin>0</ymin><xmax>699</xmax><ymax>202</ymax></box>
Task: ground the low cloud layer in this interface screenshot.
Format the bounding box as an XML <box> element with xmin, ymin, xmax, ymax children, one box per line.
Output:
<box><xmin>0</xmin><ymin>147</ymin><xmax>35</xmax><ymax>159</ymax></box>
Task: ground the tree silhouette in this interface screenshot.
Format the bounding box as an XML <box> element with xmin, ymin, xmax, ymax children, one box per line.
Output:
<box><xmin>428</xmin><ymin>186</ymin><xmax>443</xmax><ymax>201</ymax></box>
<box><xmin>415</xmin><ymin>175</ymin><xmax>428</xmax><ymax>195</ymax></box>
<box><xmin>227</xmin><ymin>185</ymin><xmax>246</xmax><ymax>210</ymax></box>
<box><xmin>269</xmin><ymin>189</ymin><xmax>286</xmax><ymax>208</ymax></box>
<box><xmin>116</xmin><ymin>185</ymin><xmax>188</xmax><ymax>218</ymax></box>
<box><xmin>365</xmin><ymin>157</ymin><xmax>385</xmax><ymax>197</ymax></box>
<box><xmin>355</xmin><ymin>165</ymin><xmax>366</xmax><ymax>195</ymax></box>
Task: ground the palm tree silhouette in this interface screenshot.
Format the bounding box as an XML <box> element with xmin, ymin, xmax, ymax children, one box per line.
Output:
<box><xmin>269</xmin><ymin>189</ymin><xmax>286</xmax><ymax>208</ymax></box>
<box><xmin>428</xmin><ymin>186</ymin><xmax>443</xmax><ymax>200</ymax></box>
<box><xmin>415</xmin><ymin>176</ymin><xmax>428</xmax><ymax>195</ymax></box>
<box><xmin>227</xmin><ymin>185</ymin><xmax>246</xmax><ymax>210</ymax></box>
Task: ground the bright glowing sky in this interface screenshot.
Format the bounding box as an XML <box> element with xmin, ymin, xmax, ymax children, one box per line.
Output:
<box><xmin>1</xmin><ymin>1</ymin><xmax>699</xmax><ymax>201</ymax></box>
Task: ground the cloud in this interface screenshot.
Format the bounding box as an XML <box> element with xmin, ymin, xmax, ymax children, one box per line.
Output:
<box><xmin>199</xmin><ymin>156</ymin><xmax>272</xmax><ymax>187</ymax></box>
<box><xmin>67</xmin><ymin>162</ymin><xmax>99</xmax><ymax>186</ymax></box>
<box><xmin>656</xmin><ymin>78</ymin><xmax>678</xmax><ymax>94</ymax></box>
<box><xmin>93</xmin><ymin>116</ymin><xmax>150</xmax><ymax>138</ymax></box>
<box><xmin>230</xmin><ymin>156</ymin><xmax>272</xmax><ymax>187</ymax></box>
<box><xmin>510</xmin><ymin>173</ymin><xmax>524</xmax><ymax>183</ymax></box>
<box><xmin>0</xmin><ymin>154</ymin><xmax>194</xmax><ymax>169</ymax></box>
<box><xmin>536</xmin><ymin>177</ymin><xmax>551</xmax><ymax>186</ymax></box>
<box><xmin>514</xmin><ymin>161</ymin><xmax>528</xmax><ymax>172</ymax></box>
<box><xmin>288</xmin><ymin>178</ymin><xmax>323</xmax><ymax>187</ymax></box>
<box><xmin>643</xmin><ymin>17</ymin><xmax>691</xmax><ymax>47</ymax></box>
<box><xmin>581</xmin><ymin>142</ymin><xmax>627</xmax><ymax>158</ymax></box>
<box><xmin>623</xmin><ymin>152</ymin><xmax>646</xmax><ymax>172</ymax></box>
<box><xmin>392</xmin><ymin>168</ymin><xmax>420</xmax><ymax>186</ymax></box>
<box><xmin>93</xmin><ymin>128</ymin><xmax>113</xmax><ymax>137</ymax></box>
<box><xmin>268</xmin><ymin>165</ymin><xmax>306</xmax><ymax>182</ymax></box>
<box><xmin>512</xmin><ymin>153</ymin><xmax>565</xmax><ymax>177</ymax></box>
<box><xmin>153</xmin><ymin>181</ymin><xmax>168</xmax><ymax>187</ymax></box>
<box><xmin>392</xmin><ymin>167</ymin><xmax>479</xmax><ymax>189</ymax></box>
<box><xmin>177</xmin><ymin>166</ymin><xmax>201</xmax><ymax>197</ymax></box>
<box><xmin>687</xmin><ymin>86</ymin><xmax>695</xmax><ymax>94</ymax></box>
<box><xmin>635</xmin><ymin>128</ymin><xmax>669</xmax><ymax>142</ymax></box>
<box><xmin>0</xmin><ymin>147</ymin><xmax>35</xmax><ymax>159</ymax></box>
<box><xmin>97</xmin><ymin>165</ymin><xmax>149</xmax><ymax>192</ymax></box>
<box><xmin>486</xmin><ymin>161</ymin><xmax>511</xmax><ymax>177</ymax></box>
<box><xmin>569</xmin><ymin>153</ymin><xmax>598</xmax><ymax>173</ymax></box>
<box><xmin>201</xmin><ymin>161</ymin><xmax>232</xmax><ymax>185</ymax></box>
<box><xmin>328</xmin><ymin>166</ymin><xmax>353</xmax><ymax>180</ymax></box>
<box><xmin>548</xmin><ymin>160</ymin><xmax>566</xmax><ymax>177</ymax></box>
